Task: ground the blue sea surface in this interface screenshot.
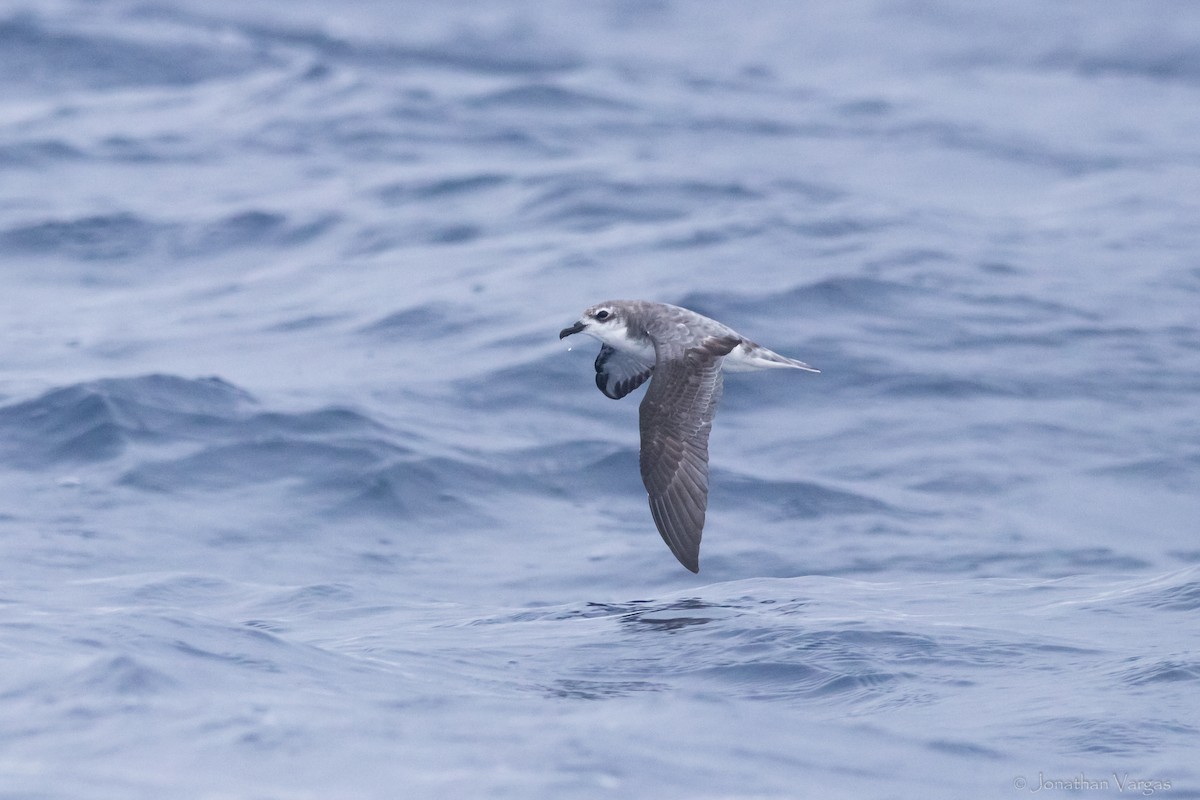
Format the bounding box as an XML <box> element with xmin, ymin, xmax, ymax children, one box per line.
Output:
<box><xmin>2</xmin><ymin>1</ymin><xmax>1199</xmax><ymax>797</ymax></box>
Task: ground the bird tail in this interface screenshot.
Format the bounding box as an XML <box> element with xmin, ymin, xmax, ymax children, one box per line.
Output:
<box><xmin>725</xmin><ymin>341</ymin><xmax>820</xmax><ymax>373</ymax></box>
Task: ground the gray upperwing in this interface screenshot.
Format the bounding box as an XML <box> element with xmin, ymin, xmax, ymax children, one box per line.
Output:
<box><xmin>637</xmin><ymin>335</ymin><xmax>739</xmax><ymax>572</ymax></box>
<box><xmin>595</xmin><ymin>344</ymin><xmax>654</xmax><ymax>400</ymax></box>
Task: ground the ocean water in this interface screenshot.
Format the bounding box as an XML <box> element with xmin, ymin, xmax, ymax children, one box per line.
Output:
<box><xmin>2</xmin><ymin>0</ymin><xmax>1199</xmax><ymax>797</ymax></box>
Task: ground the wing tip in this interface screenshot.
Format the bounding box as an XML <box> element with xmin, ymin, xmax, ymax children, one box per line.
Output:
<box><xmin>648</xmin><ymin>496</ymin><xmax>703</xmax><ymax>573</ymax></box>
<box><xmin>669</xmin><ymin>543</ymin><xmax>701</xmax><ymax>573</ymax></box>
<box><xmin>595</xmin><ymin>371</ymin><xmax>621</xmax><ymax>399</ymax></box>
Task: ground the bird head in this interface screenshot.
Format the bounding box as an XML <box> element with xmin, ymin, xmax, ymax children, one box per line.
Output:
<box><xmin>559</xmin><ymin>303</ymin><xmax>623</xmax><ymax>342</ymax></box>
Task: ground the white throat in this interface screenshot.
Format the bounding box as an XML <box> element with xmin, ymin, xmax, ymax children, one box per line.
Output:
<box><xmin>588</xmin><ymin>322</ymin><xmax>656</xmax><ymax>360</ymax></box>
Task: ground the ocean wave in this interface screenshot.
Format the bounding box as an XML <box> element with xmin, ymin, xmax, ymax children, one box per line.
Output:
<box><xmin>0</xmin><ymin>12</ymin><xmax>272</xmax><ymax>92</ymax></box>
<box><xmin>466</xmin><ymin>84</ymin><xmax>631</xmax><ymax>111</ymax></box>
<box><xmin>0</xmin><ymin>375</ymin><xmax>251</xmax><ymax>468</ymax></box>
<box><xmin>3</xmin><ymin>1</ymin><xmax>1199</xmax><ymax>795</ymax></box>
<box><xmin>1</xmin><ymin>211</ymin><xmax>336</xmax><ymax>262</ymax></box>
<box><xmin>0</xmin><ymin>213</ymin><xmax>167</xmax><ymax>261</ymax></box>
<box><xmin>519</xmin><ymin>176</ymin><xmax>761</xmax><ymax>232</ymax></box>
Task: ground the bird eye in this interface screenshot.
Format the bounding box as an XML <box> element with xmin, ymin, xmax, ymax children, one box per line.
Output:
<box><xmin>595</xmin><ymin>309</ymin><xmax>610</xmax><ymax>320</ymax></box>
